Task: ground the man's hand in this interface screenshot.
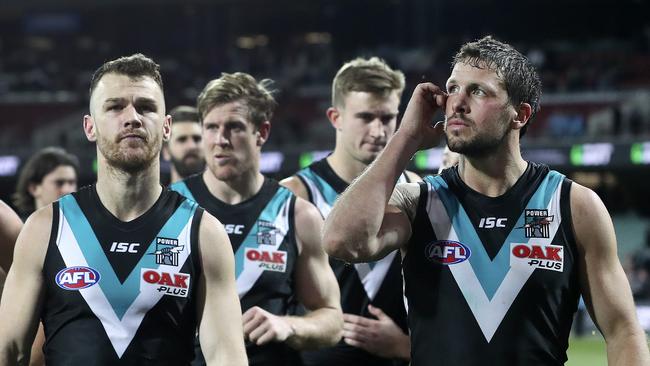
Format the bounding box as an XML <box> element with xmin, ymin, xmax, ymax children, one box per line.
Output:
<box><xmin>242</xmin><ymin>306</ymin><xmax>295</xmax><ymax>346</ymax></box>
<box><xmin>342</xmin><ymin>305</ymin><xmax>410</xmax><ymax>360</ymax></box>
<box><xmin>398</xmin><ymin>82</ymin><xmax>447</xmax><ymax>152</ymax></box>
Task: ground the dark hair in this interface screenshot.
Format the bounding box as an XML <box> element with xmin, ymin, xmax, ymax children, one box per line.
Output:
<box><xmin>89</xmin><ymin>53</ymin><xmax>163</xmax><ymax>99</ymax></box>
<box><xmin>452</xmin><ymin>36</ymin><xmax>542</xmax><ymax>137</ymax></box>
<box><xmin>169</xmin><ymin>105</ymin><xmax>199</xmax><ymax>124</ymax></box>
<box><xmin>12</xmin><ymin>147</ymin><xmax>79</xmax><ymax>215</ymax></box>
<box><xmin>197</xmin><ymin>72</ymin><xmax>277</xmax><ymax>129</ymax></box>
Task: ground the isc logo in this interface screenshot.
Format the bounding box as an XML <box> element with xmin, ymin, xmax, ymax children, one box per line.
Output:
<box><xmin>245</xmin><ymin>248</ymin><xmax>287</xmax><ymax>272</ymax></box>
<box><xmin>141</xmin><ymin>269</ymin><xmax>190</xmax><ymax>297</ymax></box>
<box><xmin>479</xmin><ymin>217</ymin><xmax>507</xmax><ymax>228</ymax></box>
<box><xmin>425</xmin><ymin>240</ymin><xmax>471</xmax><ymax>265</ymax></box>
<box><xmin>510</xmin><ymin>243</ymin><xmax>564</xmax><ymax>272</ymax></box>
<box><xmin>56</xmin><ymin>266</ymin><xmax>101</xmax><ymax>290</ymax></box>
<box><xmin>225</xmin><ymin>224</ymin><xmax>245</xmax><ymax>234</ymax></box>
<box><xmin>109</xmin><ymin>242</ymin><xmax>140</xmax><ymax>253</ymax></box>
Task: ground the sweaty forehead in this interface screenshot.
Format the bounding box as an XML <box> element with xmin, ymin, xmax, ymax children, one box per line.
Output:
<box><xmin>90</xmin><ymin>73</ymin><xmax>164</xmax><ymax>110</ymax></box>
<box><xmin>447</xmin><ymin>62</ymin><xmax>504</xmax><ymax>88</ymax></box>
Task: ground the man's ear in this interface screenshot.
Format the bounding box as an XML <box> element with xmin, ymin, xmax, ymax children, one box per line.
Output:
<box><xmin>83</xmin><ymin>115</ymin><xmax>97</xmax><ymax>142</ymax></box>
<box><xmin>256</xmin><ymin>121</ymin><xmax>271</xmax><ymax>146</ymax></box>
<box><xmin>512</xmin><ymin>103</ymin><xmax>532</xmax><ymax>132</ymax></box>
<box><xmin>326</xmin><ymin>107</ymin><xmax>342</xmax><ymax>131</ymax></box>
<box><xmin>162</xmin><ymin>115</ymin><xmax>172</xmax><ymax>142</ymax></box>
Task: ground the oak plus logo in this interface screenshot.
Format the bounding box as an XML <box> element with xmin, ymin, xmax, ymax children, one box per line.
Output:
<box><xmin>141</xmin><ymin>268</ymin><xmax>190</xmax><ymax>297</ymax></box>
<box><xmin>510</xmin><ymin>243</ymin><xmax>564</xmax><ymax>272</ymax></box>
<box><xmin>244</xmin><ymin>247</ymin><xmax>287</xmax><ymax>273</ymax></box>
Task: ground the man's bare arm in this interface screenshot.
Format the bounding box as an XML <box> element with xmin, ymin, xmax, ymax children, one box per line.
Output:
<box><xmin>0</xmin><ymin>201</ymin><xmax>22</xmax><ymax>274</ymax></box>
<box><xmin>323</xmin><ymin>83</ymin><xmax>445</xmax><ymax>262</ymax></box>
<box><xmin>572</xmin><ymin>183</ymin><xmax>650</xmax><ymax>365</ymax></box>
<box><xmin>0</xmin><ymin>207</ymin><xmax>50</xmax><ymax>365</ymax></box>
<box><xmin>243</xmin><ymin>198</ymin><xmax>343</xmax><ymax>349</ymax></box>
<box><xmin>287</xmin><ymin>198</ymin><xmax>342</xmax><ymax>349</ymax></box>
<box><xmin>196</xmin><ymin>212</ymin><xmax>248</xmax><ymax>366</ymax></box>
<box><xmin>279</xmin><ymin>176</ymin><xmax>309</xmax><ymax>200</ymax></box>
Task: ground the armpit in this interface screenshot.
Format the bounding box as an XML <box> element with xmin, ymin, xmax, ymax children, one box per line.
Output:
<box><xmin>389</xmin><ymin>182</ymin><xmax>421</xmax><ymax>223</ymax></box>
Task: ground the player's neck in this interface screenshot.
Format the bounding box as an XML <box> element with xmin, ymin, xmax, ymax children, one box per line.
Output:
<box><xmin>327</xmin><ymin>149</ymin><xmax>368</xmax><ymax>184</ymax></box>
<box><xmin>170</xmin><ymin>168</ymin><xmax>182</xmax><ymax>184</ymax></box>
<box><xmin>95</xmin><ymin>160</ymin><xmax>163</xmax><ymax>222</ymax></box>
<box><xmin>458</xmin><ymin>143</ymin><xmax>527</xmax><ymax>198</ymax></box>
<box><xmin>203</xmin><ymin>168</ymin><xmax>265</xmax><ymax>205</ymax></box>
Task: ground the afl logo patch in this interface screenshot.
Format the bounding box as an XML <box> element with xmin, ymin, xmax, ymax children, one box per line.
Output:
<box><xmin>55</xmin><ymin>266</ymin><xmax>100</xmax><ymax>290</ymax></box>
<box><xmin>425</xmin><ymin>240</ymin><xmax>471</xmax><ymax>265</ymax></box>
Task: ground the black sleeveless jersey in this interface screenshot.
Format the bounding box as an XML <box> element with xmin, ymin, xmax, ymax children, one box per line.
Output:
<box><xmin>171</xmin><ymin>175</ymin><xmax>300</xmax><ymax>366</ymax></box>
<box><xmin>296</xmin><ymin>158</ymin><xmax>409</xmax><ymax>366</ymax></box>
<box><xmin>42</xmin><ymin>185</ymin><xmax>203</xmax><ymax>366</ymax></box>
<box><xmin>404</xmin><ymin>163</ymin><xmax>580</xmax><ymax>365</ymax></box>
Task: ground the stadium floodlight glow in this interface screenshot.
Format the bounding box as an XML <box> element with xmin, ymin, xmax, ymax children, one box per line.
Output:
<box><xmin>299</xmin><ymin>150</ymin><xmax>331</xmax><ymax>168</ymax></box>
<box><xmin>570</xmin><ymin>143</ymin><xmax>614</xmax><ymax>166</ymax></box>
<box><xmin>631</xmin><ymin>142</ymin><xmax>650</xmax><ymax>165</ymax></box>
<box><xmin>260</xmin><ymin>151</ymin><xmax>284</xmax><ymax>173</ymax></box>
<box><xmin>413</xmin><ymin>148</ymin><xmax>444</xmax><ymax>170</ymax></box>
<box><xmin>0</xmin><ymin>155</ymin><xmax>20</xmax><ymax>177</ymax></box>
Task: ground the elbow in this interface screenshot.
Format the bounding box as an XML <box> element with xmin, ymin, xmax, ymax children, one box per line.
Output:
<box><xmin>327</xmin><ymin>309</ymin><xmax>344</xmax><ymax>347</ymax></box>
<box><xmin>322</xmin><ymin>235</ymin><xmax>369</xmax><ymax>263</ymax></box>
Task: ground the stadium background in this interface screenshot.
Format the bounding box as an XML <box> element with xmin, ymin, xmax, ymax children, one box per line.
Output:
<box><xmin>0</xmin><ymin>0</ymin><xmax>649</xmax><ymax>363</ymax></box>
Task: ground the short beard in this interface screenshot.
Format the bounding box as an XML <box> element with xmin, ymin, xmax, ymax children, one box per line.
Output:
<box><xmin>447</xmin><ymin>127</ymin><xmax>510</xmax><ymax>157</ymax></box>
<box><xmin>171</xmin><ymin>152</ymin><xmax>205</xmax><ymax>178</ymax></box>
<box><xmin>98</xmin><ymin>135</ymin><xmax>160</xmax><ymax>174</ymax></box>
<box><xmin>446</xmin><ymin>108</ymin><xmax>512</xmax><ymax>158</ymax></box>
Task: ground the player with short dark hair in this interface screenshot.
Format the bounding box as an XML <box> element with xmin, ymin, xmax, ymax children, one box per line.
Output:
<box><xmin>164</xmin><ymin>105</ymin><xmax>205</xmax><ymax>183</ymax></box>
<box><xmin>323</xmin><ymin>36</ymin><xmax>650</xmax><ymax>365</ymax></box>
<box><xmin>0</xmin><ymin>53</ymin><xmax>248</xmax><ymax>366</ymax></box>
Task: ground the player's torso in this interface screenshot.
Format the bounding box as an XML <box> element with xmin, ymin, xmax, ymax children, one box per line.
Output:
<box><xmin>297</xmin><ymin>159</ymin><xmax>408</xmax><ymax>366</ymax></box>
<box><xmin>42</xmin><ymin>186</ymin><xmax>202</xmax><ymax>366</ymax></box>
<box><xmin>172</xmin><ymin>175</ymin><xmax>299</xmax><ymax>365</ymax></box>
<box><xmin>404</xmin><ymin>163</ymin><xmax>580</xmax><ymax>366</ymax></box>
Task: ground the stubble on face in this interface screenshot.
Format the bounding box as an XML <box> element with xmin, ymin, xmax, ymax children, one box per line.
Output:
<box><xmin>445</xmin><ymin>106</ymin><xmax>512</xmax><ymax>157</ymax></box>
<box><xmin>90</xmin><ymin>74</ymin><xmax>166</xmax><ymax>174</ymax></box>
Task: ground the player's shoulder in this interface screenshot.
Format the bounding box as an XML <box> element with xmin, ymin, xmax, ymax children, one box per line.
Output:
<box><xmin>404</xmin><ymin>169</ymin><xmax>422</xmax><ymax>182</ymax></box>
<box><xmin>279</xmin><ymin>175</ymin><xmax>309</xmax><ymax>200</ymax></box>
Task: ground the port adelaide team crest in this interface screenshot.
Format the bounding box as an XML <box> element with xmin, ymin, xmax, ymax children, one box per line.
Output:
<box><xmin>244</xmin><ymin>220</ymin><xmax>287</xmax><ymax>273</ymax></box>
<box><xmin>520</xmin><ymin>209</ymin><xmax>554</xmax><ymax>238</ymax></box>
<box><xmin>139</xmin><ymin>237</ymin><xmax>190</xmax><ymax>298</ymax></box>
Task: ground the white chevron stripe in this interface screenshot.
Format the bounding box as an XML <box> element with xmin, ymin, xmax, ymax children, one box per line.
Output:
<box><xmin>56</xmin><ymin>208</ymin><xmax>193</xmax><ymax>358</ymax></box>
<box><xmin>426</xmin><ymin>182</ymin><xmax>563</xmax><ymax>342</ymax></box>
<box><xmin>236</xmin><ymin>198</ymin><xmax>291</xmax><ymax>298</ymax></box>
<box><xmin>354</xmin><ymin>251</ymin><xmax>396</xmax><ymax>301</ymax></box>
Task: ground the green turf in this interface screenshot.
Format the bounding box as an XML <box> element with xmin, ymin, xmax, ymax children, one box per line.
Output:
<box><xmin>566</xmin><ymin>336</ymin><xmax>607</xmax><ymax>366</ymax></box>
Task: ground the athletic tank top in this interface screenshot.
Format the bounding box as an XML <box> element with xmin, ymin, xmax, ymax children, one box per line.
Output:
<box><xmin>404</xmin><ymin>163</ymin><xmax>580</xmax><ymax>365</ymax></box>
<box><xmin>42</xmin><ymin>185</ymin><xmax>202</xmax><ymax>365</ymax></box>
<box><xmin>296</xmin><ymin>158</ymin><xmax>409</xmax><ymax>366</ymax></box>
<box><xmin>171</xmin><ymin>175</ymin><xmax>300</xmax><ymax>366</ymax></box>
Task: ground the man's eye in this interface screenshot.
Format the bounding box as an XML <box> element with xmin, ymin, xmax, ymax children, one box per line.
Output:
<box><xmin>473</xmin><ymin>89</ymin><xmax>486</xmax><ymax>96</ymax></box>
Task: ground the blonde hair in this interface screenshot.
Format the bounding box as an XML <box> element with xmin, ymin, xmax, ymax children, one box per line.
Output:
<box><xmin>197</xmin><ymin>72</ymin><xmax>277</xmax><ymax>128</ymax></box>
<box><xmin>332</xmin><ymin>57</ymin><xmax>405</xmax><ymax>108</ymax></box>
